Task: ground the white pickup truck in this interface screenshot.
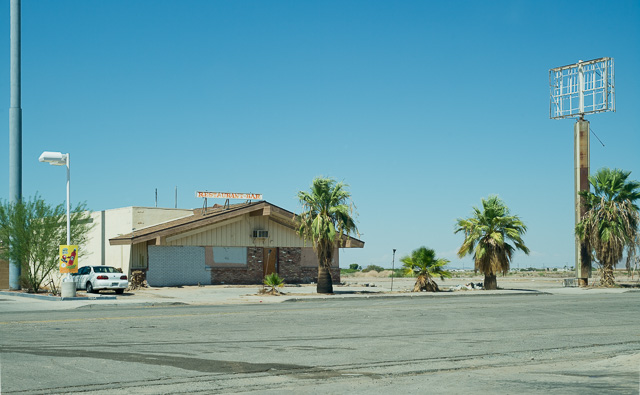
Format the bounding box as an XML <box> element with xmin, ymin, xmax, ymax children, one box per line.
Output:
<box><xmin>72</xmin><ymin>266</ymin><xmax>129</xmax><ymax>294</ymax></box>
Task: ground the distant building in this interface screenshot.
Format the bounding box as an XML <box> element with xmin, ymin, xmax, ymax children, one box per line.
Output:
<box><xmin>90</xmin><ymin>201</ymin><xmax>363</xmax><ymax>287</ymax></box>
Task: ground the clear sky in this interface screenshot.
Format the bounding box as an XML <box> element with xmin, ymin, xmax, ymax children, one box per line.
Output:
<box><xmin>2</xmin><ymin>0</ymin><xmax>639</xmax><ymax>269</ymax></box>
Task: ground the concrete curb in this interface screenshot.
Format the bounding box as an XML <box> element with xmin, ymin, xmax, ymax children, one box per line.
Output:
<box><xmin>74</xmin><ymin>302</ymin><xmax>188</xmax><ymax>309</ymax></box>
<box><xmin>0</xmin><ymin>291</ymin><xmax>117</xmax><ymax>301</ymax></box>
<box><xmin>281</xmin><ymin>289</ymin><xmax>552</xmax><ymax>303</ymax></box>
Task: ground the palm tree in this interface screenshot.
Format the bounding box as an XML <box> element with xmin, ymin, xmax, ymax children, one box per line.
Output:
<box><xmin>455</xmin><ymin>195</ymin><xmax>529</xmax><ymax>290</ymax></box>
<box><xmin>576</xmin><ymin>168</ymin><xmax>640</xmax><ymax>287</ymax></box>
<box><xmin>297</xmin><ymin>177</ymin><xmax>358</xmax><ymax>294</ymax></box>
<box><xmin>263</xmin><ymin>273</ymin><xmax>285</xmax><ymax>295</ymax></box>
<box><xmin>401</xmin><ymin>246</ymin><xmax>452</xmax><ymax>292</ymax></box>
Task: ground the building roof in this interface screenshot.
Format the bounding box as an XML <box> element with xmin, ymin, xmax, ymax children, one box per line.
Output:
<box><xmin>109</xmin><ymin>200</ymin><xmax>364</xmax><ymax>248</ymax></box>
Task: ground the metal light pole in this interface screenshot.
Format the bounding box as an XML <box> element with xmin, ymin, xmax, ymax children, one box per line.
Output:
<box><xmin>39</xmin><ymin>152</ymin><xmax>75</xmax><ymax>297</ymax></box>
<box><xmin>390</xmin><ymin>249</ymin><xmax>396</xmax><ymax>292</ymax></box>
<box><xmin>39</xmin><ymin>152</ymin><xmax>71</xmax><ymax>245</ymax></box>
<box><xmin>8</xmin><ymin>0</ymin><xmax>22</xmax><ymax>290</ymax></box>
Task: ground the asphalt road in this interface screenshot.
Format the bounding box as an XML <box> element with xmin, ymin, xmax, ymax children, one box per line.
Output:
<box><xmin>1</xmin><ymin>292</ymin><xmax>639</xmax><ymax>394</ymax></box>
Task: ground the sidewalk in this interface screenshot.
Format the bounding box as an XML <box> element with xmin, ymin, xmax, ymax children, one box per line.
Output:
<box><xmin>0</xmin><ymin>276</ymin><xmax>636</xmax><ymax>312</ymax></box>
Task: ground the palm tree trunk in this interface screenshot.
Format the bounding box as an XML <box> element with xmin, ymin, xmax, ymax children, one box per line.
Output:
<box><xmin>600</xmin><ymin>262</ymin><xmax>616</xmax><ymax>287</ymax></box>
<box><xmin>317</xmin><ymin>263</ymin><xmax>333</xmax><ymax>294</ymax></box>
<box><xmin>413</xmin><ymin>275</ymin><xmax>439</xmax><ymax>292</ymax></box>
<box><xmin>484</xmin><ymin>274</ymin><xmax>497</xmax><ymax>290</ymax></box>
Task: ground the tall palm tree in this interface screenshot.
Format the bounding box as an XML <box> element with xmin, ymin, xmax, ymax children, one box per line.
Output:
<box><xmin>455</xmin><ymin>195</ymin><xmax>529</xmax><ymax>290</ymax></box>
<box><xmin>401</xmin><ymin>246</ymin><xmax>451</xmax><ymax>292</ymax></box>
<box><xmin>576</xmin><ymin>168</ymin><xmax>640</xmax><ymax>287</ymax></box>
<box><xmin>297</xmin><ymin>177</ymin><xmax>358</xmax><ymax>294</ymax></box>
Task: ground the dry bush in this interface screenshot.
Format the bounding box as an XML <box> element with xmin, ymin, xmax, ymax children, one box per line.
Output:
<box><xmin>128</xmin><ymin>270</ymin><xmax>147</xmax><ymax>290</ymax></box>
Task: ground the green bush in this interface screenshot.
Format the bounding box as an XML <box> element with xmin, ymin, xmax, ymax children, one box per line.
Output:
<box><xmin>362</xmin><ymin>264</ymin><xmax>385</xmax><ymax>273</ymax></box>
<box><xmin>390</xmin><ymin>268</ymin><xmax>413</xmax><ymax>277</ymax></box>
<box><xmin>349</xmin><ymin>263</ymin><xmax>362</xmax><ymax>271</ymax></box>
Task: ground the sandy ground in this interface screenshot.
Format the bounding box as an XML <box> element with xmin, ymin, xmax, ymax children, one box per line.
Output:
<box><xmin>341</xmin><ymin>271</ymin><xmax>640</xmax><ymax>291</ymax></box>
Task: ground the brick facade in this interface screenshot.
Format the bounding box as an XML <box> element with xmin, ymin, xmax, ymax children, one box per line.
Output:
<box><xmin>208</xmin><ymin>247</ymin><xmax>340</xmax><ymax>285</ymax></box>
<box><xmin>209</xmin><ymin>247</ymin><xmax>261</xmax><ymax>285</ymax></box>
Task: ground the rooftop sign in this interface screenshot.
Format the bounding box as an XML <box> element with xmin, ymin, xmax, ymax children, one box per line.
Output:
<box><xmin>195</xmin><ymin>191</ymin><xmax>263</xmax><ymax>200</ymax></box>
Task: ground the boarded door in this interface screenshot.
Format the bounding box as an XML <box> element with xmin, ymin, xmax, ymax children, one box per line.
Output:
<box><xmin>263</xmin><ymin>248</ymin><xmax>278</xmax><ymax>277</ymax></box>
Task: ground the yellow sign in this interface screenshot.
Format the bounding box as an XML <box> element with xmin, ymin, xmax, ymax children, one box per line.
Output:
<box><xmin>59</xmin><ymin>245</ymin><xmax>79</xmax><ymax>273</ymax></box>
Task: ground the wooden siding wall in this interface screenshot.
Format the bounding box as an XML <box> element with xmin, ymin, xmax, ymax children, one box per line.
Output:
<box><xmin>131</xmin><ymin>243</ymin><xmax>147</xmax><ymax>269</ymax></box>
<box><xmin>166</xmin><ymin>214</ymin><xmax>308</xmax><ymax>248</ymax></box>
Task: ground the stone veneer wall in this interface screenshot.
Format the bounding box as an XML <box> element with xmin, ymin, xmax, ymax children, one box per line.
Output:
<box><xmin>209</xmin><ymin>246</ymin><xmax>263</xmax><ymax>285</ymax></box>
<box><xmin>279</xmin><ymin>247</ymin><xmax>340</xmax><ymax>284</ymax></box>
<box><xmin>209</xmin><ymin>247</ymin><xmax>340</xmax><ymax>285</ymax></box>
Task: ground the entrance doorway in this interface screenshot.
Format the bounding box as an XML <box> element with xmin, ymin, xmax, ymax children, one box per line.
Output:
<box><xmin>263</xmin><ymin>248</ymin><xmax>278</xmax><ymax>277</ymax></box>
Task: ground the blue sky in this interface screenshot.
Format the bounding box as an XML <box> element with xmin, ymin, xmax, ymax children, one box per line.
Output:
<box><xmin>1</xmin><ymin>0</ymin><xmax>639</xmax><ymax>269</ymax></box>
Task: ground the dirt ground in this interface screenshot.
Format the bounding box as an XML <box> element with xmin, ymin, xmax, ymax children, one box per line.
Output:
<box><xmin>342</xmin><ymin>270</ymin><xmax>640</xmax><ymax>291</ymax></box>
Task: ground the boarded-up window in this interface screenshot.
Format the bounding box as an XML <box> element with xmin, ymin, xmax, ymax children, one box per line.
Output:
<box><xmin>208</xmin><ymin>247</ymin><xmax>247</xmax><ymax>268</ymax></box>
<box><xmin>213</xmin><ymin>247</ymin><xmax>247</xmax><ymax>264</ymax></box>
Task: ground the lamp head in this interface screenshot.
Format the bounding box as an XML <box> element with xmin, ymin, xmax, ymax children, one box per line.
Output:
<box><xmin>39</xmin><ymin>151</ymin><xmax>68</xmax><ymax>166</ymax></box>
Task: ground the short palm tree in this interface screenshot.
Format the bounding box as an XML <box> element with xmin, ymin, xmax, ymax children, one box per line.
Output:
<box><xmin>576</xmin><ymin>168</ymin><xmax>640</xmax><ymax>287</ymax></box>
<box><xmin>455</xmin><ymin>195</ymin><xmax>529</xmax><ymax>290</ymax></box>
<box><xmin>297</xmin><ymin>177</ymin><xmax>358</xmax><ymax>294</ymax></box>
<box><xmin>401</xmin><ymin>247</ymin><xmax>451</xmax><ymax>292</ymax></box>
<box><xmin>263</xmin><ymin>273</ymin><xmax>285</xmax><ymax>295</ymax></box>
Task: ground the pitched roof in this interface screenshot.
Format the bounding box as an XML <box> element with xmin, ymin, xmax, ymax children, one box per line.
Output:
<box><xmin>109</xmin><ymin>200</ymin><xmax>364</xmax><ymax>248</ymax></box>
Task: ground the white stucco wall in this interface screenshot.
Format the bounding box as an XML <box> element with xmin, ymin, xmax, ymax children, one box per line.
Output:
<box><xmin>84</xmin><ymin>207</ymin><xmax>192</xmax><ymax>274</ymax></box>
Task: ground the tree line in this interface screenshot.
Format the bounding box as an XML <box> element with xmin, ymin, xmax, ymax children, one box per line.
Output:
<box><xmin>297</xmin><ymin>168</ymin><xmax>639</xmax><ymax>293</ymax></box>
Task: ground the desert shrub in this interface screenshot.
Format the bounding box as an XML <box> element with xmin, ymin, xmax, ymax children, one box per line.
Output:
<box><xmin>362</xmin><ymin>264</ymin><xmax>385</xmax><ymax>273</ymax></box>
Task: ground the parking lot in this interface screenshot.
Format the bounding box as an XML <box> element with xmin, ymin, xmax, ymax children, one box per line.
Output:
<box><xmin>1</xmin><ymin>279</ymin><xmax>639</xmax><ymax>394</ymax></box>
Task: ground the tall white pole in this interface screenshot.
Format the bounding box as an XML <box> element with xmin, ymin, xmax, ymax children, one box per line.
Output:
<box><xmin>66</xmin><ymin>153</ymin><xmax>70</xmax><ymax>245</ymax></box>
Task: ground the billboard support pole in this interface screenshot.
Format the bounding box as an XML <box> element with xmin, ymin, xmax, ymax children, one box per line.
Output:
<box><xmin>550</xmin><ymin>58</ymin><xmax>614</xmax><ymax>288</ymax></box>
<box><xmin>574</xmin><ymin>118</ymin><xmax>591</xmax><ymax>286</ymax></box>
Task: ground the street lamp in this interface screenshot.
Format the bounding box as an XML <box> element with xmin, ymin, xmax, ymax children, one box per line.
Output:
<box><xmin>39</xmin><ymin>151</ymin><xmax>70</xmax><ymax>245</ymax></box>
<box><xmin>39</xmin><ymin>151</ymin><xmax>75</xmax><ymax>297</ymax></box>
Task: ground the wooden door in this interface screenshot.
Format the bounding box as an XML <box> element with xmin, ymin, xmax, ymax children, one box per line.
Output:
<box><xmin>263</xmin><ymin>248</ymin><xmax>277</xmax><ymax>277</ymax></box>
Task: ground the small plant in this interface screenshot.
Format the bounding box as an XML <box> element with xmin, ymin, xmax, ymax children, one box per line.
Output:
<box><xmin>401</xmin><ymin>246</ymin><xmax>451</xmax><ymax>292</ymax></box>
<box><xmin>262</xmin><ymin>273</ymin><xmax>285</xmax><ymax>295</ymax></box>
